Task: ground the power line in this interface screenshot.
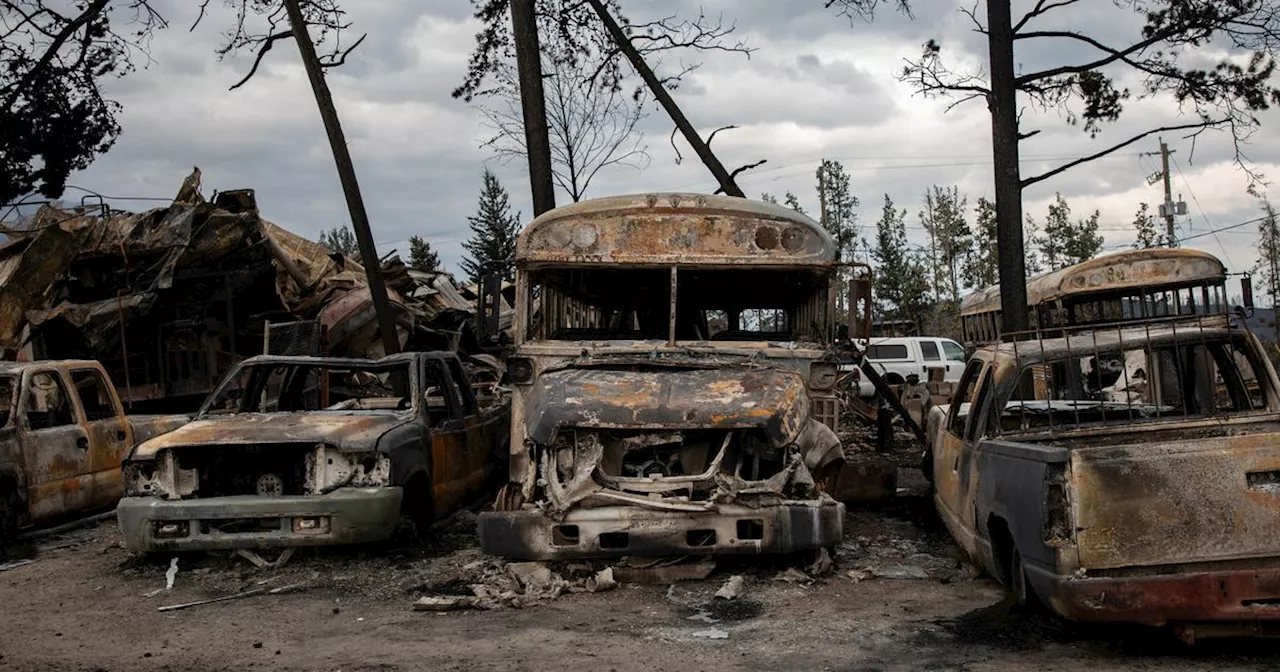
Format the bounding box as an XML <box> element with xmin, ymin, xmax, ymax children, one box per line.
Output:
<box><xmin>1170</xmin><ymin>156</ymin><xmax>1232</xmax><ymax>267</ymax></box>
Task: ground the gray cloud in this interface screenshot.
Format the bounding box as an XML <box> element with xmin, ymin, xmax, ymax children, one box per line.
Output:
<box><xmin>47</xmin><ymin>0</ymin><xmax>1279</xmax><ymax>280</ymax></box>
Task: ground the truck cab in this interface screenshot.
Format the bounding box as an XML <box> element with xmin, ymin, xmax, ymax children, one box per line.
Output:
<box><xmin>0</xmin><ymin>361</ymin><xmax>187</xmax><ymax>540</ymax></box>
<box><xmin>931</xmin><ymin>314</ymin><xmax>1280</xmax><ymax>633</ymax></box>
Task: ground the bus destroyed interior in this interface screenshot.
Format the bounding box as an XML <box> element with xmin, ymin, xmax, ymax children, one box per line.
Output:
<box><xmin>478</xmin><ymin>194</ymin><xmax>867</xmax><ymax>561</ymax></box>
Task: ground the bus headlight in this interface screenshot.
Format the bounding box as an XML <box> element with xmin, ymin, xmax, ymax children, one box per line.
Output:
<box><xmin>809</xmin><ymin>362</ymin><xmax>837</xmax><ymax>390</ymax></box>
<box><xmin>507</xmin><ymin>357</ymin><xmax>535</xmax><ymax>384</ymax></box>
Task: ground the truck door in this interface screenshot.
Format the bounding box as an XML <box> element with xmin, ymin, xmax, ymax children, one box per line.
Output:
<box><xmin>424</xmin><ymin>358</ymin><xmax>468</xmax><ymax>517</ymax></box>
<box><xmin>69</xmin><ymin>368</ymin><xmax>131</xmax><ymax>509</ymax></box>
<box><xmin>919</xmin><ymin>339</ymin><xmax>942</xmax><ymax>380</ymax></box>
<box><xmin>933</xmin><ymin>360</ymin><xmax>993</xmax><ymax>558</ymax></box>
<box><xmin>443</xmin><ymin>357</ymin><xmax>491</xmax><ymax>491</ymax></box>
<box><xmin>20</xmin><ymin>369</ymin><xmax>93</xmax><ymax>523</ymax></box>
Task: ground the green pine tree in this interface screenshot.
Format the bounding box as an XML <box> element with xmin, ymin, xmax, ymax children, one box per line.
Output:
<box><xmin>1133</xmin><ymin>202</ymin><xmax>1165</xmax><ymax>249</ymax></box>
<box><xmin>408</xmin><ymin>235</ymin><xmax>441</xmax><ymax>273</ymax></box>
<box><xmin>1032</xmin><ymin>193</ymin><xmax>1104</xmax><ymax>271</ymax></box>
<box><xmin>461</xmin><ymin>169</ymin><xmax>521</xmax><ymax>284</ymax></box>
<box><xmin>319</xmin><ymin>224</ymin><xmax>359</xmax><ymax>258</ymax></box>
<box><xmin>965</xmin><ymin>197</ymin><xmax>999</xmax><ymax>289</ymax></box>
<box><xmin>870</xmin><ymin>194</ymin><xmax>931</xmax><ymax>325</ymax></box>
<box><xmin>783</xmin><ymin>191</ymin><xmax>805</xmax><ymax>214</ymax></box>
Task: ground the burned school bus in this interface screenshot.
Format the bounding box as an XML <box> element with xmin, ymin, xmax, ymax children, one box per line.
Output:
<box><xmin>478</xmin><ymin>194</ymin><xmax>858</xmax><ymax>560</ymax></box>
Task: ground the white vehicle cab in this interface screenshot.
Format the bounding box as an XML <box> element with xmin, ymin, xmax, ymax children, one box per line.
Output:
<box><xmin>843</xmin><ymin>337</ymin><xmax>966</xmax><ymax>397</ymax></box>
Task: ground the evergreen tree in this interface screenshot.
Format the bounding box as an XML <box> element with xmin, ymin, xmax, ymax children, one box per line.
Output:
<box><xmin>966</xmin><ymin>197</ymin><xmax>999</xmax><ymax>289</ymax></box>
<box><xmin>461</xmin><ymin>169</ymin><xmax>521</xmax><ymax>284</ymax></box>
<box><xmin>1031</xmin><ymin>193</ymin><xmax>1104</xmax><ymax>271</ymax></box>
<box><xmin>870</xmin><ymin>194</ymin><xmax>931</xmax><ymax>325</ymax></box>
<box><xmin>1065</xmin><ymin>209</ymin><xmax>1104</xmax><ymax>265</ymax></box>
<box><xmin>783</xmin><ymin>191</ymin><xmax>805</xmax><ymax>214</ymax></box>
<box><xmin>1132</xmin><ymin>203</ymin><xmax>1166</xmax><ymax>249</ymax></box>
<box><xmin>1257</xmin><ymin>199</ymin><xmax>1280</xmax><ymax>307</ymax></box>
<box><xmin>319</xmin><ymin>225</ymin><xmax>359</xmax><ymax>258</ymax></box>
<box><xmin>817</xmin><ymin>161</ymin><xmax>859</xmax><ymax>319</ymax></box>
<box><xmin>920</xmin><ymin>186</ymin><xmax>973</xmax><ymax>304</ymax></box>
<box><xmin>408</xmin><ymin>236</ymin><xmax>441</xmax><ymax>273</ymax></box>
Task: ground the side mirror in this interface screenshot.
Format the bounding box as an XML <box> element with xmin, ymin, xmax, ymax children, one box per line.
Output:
<box><xmin>847</xmin><ymin>264</ymin><xmax>873</xmax><ymax>342</ymax></box>
<box><xmin>477</xmin><ymin>271</ymin><xmax>503</xmax><ymax>342</ymax></box>
<box><xmin>1242</xmin><ymin>275</ymin><xmax>1255</xmax><ymax>310</ymax></box>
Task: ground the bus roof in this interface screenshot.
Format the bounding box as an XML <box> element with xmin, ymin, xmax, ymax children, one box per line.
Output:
<box><xmin>960</xmin><ymin>248</ymin><xmax>1227</xmax><ymax>316</ymax></box>
<box><xmin>515</xmin><ymin>193</ymin><xmax>836</xmax><ymax>267</ymax></box>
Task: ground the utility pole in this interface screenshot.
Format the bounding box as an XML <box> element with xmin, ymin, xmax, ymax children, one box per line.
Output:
<box><xmin>586</xmin><ymin>0</ymin><xmax>745</xmax><ymax>197</ymax></box>
<box><xmin>986</xmin><ymin>0</ymin><xmax>1030</xmax><ymax>334</ymax></box>
<box><xmin>283</xmin><ymin>0</ymin><xmax>399</xmax><ymax>356</ymax></box>
<box><xmin>1156</xmin><ymin>138</ymin><xmax>1186</xmax><ymax>247</ymax></box>
<box><xmin>510</xmin><ymin>0</ymin><xmax>556</xmax><ymax>217</ymax></box>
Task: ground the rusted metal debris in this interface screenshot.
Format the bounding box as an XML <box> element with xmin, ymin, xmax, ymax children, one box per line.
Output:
<box><xmin>0</xmin><ymin>170</ymin><xmax>508</xmax><ymax>414</ymax></box>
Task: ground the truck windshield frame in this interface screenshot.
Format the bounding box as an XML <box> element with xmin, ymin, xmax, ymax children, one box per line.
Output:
<box><xmin>991</xmin><ymin>318</ymin><xmax>1273</xmax><ymax>437</ymax></box>
<box><xmin>199</xmin><ymin>359</ymin><xmax>415</xmax><ymax>417</ymax></box>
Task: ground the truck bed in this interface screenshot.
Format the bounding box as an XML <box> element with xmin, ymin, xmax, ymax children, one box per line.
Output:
<box><xmin>1053</xmin><ymin>417</ymin><xmax>1280</xmax><ymax>571</ymax></box>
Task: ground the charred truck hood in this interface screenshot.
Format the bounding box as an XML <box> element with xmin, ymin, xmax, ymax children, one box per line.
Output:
<box><xmin>130</xmin><ymin>412</ymin><xmax>410</xmax><ymax>459</ymax></box>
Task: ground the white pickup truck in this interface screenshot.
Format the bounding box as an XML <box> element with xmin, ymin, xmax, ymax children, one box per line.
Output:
<box><xmin>843</xmin><ymin>337</ymin><xmax>967</xmax><ymax>397</ymax></box>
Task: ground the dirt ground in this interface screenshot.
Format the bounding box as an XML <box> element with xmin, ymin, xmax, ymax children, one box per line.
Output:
<box><xmin>3</xmin><ymin>472</ymin><xmax>1280</xmax><ymax>672</ymax></box>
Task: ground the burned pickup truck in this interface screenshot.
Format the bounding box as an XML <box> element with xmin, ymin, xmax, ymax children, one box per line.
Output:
<box><xmin>117</xmin><ymin>352</ymin><xmax>508</xmax><ymax>551</ymax></box>
<box><xmin>478</xmin><ymin>194</ymin><xmax>862</xmax><ymax>560</ymax></box>
<box><xmin>929</xmin><ymin>313</ymin><xmax>1280</xmax><ymax>635</ymax></box>
<box><xmin>0</xmin><ymin>360</ymin><xmax>188</xmax><ymax>541</ymax></box>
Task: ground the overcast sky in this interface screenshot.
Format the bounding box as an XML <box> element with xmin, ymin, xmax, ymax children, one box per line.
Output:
<box><xmin>60</xmin><ymin>0</ymin><xmax>1280</xmax><ymax>294</ymax></box>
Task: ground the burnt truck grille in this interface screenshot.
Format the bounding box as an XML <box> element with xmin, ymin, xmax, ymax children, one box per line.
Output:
<box><xmin>173</xmin><ymin>444</ymin><xmax>312</xmax><ymax>498</ymax></box>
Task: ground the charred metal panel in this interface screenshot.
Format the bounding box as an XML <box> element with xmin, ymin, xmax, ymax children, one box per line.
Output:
<box><xmin>524</xmin><ymin>367</ymin><xmax>809</xmax><ymax>446</ymax></box>
<box><xmin>518</xmin><ymin>193</ymin><xmax>836</xmax><ymax>267</ymax></box>
<box><xmin>1072</xmin><ymin>432</ymin><xmax>1280</xmax><ymax>570</ymax></box>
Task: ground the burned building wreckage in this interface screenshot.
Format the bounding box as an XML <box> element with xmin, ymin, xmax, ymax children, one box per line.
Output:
<box><xmin>0</xmin><ymin>173</ymin><xmax>504</xmax><ymax>414</ymax></box>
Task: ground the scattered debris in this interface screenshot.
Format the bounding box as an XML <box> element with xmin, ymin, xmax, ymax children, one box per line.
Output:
<box><xmin>807</xmin><ymin>548</ymin><xmax>834</xmax><ymax>577</ymax></box>
<box><xmin>873</xmin><ymin>564</ymin><xmax>931</xmax><ymax>580</ymax></box>
<box><xmin>773</xmin><ymin>567</ymin><xmax>813</xmax><ymax>584</ymax></box>
<box><xmin>691</xmin><ymin>628</ymin><xmax>730</xmax><ymax>640</ymax></box>
<box><xmin>412</xmin><ymin>596</ymin><xmax>481</xmax><ymax>612</ymax></box>
<box><xmin>845</xmin><ymin>568</ymin><xmax>874</xmax><ymax>583</ymax></box>
<box><xmin>0</xmin><ymin>559</ymin><xmax>34</xmax><ymax>572</ymax></box>
<box><xmin>687</xmin><ymin>611</ymin><xmax>719</xmax><ymax>624</ymax></box>
<box><xmin>157</xmin><ymin>582</ymin><xmax>307</xmax><ymax>612</ymax></box>
<box><xmin>611</xmin><ymin>557</ymin><xmax>716</xmax><ymax>584</ymax></box>
<box><xmin>236</xmin><ymin>548</ymin><xmax>296</xmax><ymax>570</ymax></box>
<box><xmin>586</xmin><ymin>567</ymin><xmax>617</xmax><ymax>593</ymax></box>
<box><xmin>714</xmin><ymin>575</ymin><xmax>744</xmax><ymax>600</ymax></box>
<box><xmin>164</xmin><ymin>557</ymin><xmax>179</xmax><ymax>589</ymax></box>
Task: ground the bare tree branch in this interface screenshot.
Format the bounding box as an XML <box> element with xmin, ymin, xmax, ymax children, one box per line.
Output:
<box><xmin>1012</xmin><ymin>0</ymin><xmax>1079</xmax><ymax>34</ymax></box>
<box><xmin>706</xmin><ymin>124</ymin><xmax>737</xmax><ymax>148</ymax></box>
<box><xmin>1021</xmin><ymin>120</ymin><xmax>1223</xmax><ymax>188</ymax></box>
<box><xmin>713</xmin><ymin>159</ymin><xmax>767</xmax><ymax>194</ymax></box>
<box><xmin>228</xmin><ymin>29</ymin><xmax>292</xmax><ymax>91</ymax></box>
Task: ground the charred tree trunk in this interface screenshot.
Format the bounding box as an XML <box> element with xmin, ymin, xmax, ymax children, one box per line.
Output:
<box><xmin>987</xmin><ymin>0</ymin><xmax>1029</xmax><ymax>335</ymax></box>
<box><xmin>283</xmin><ymin>0</ymin><xmax>400</xmax><ymax>355</ymax></box>
<box><xmin>510</xmin><ymin>0</ymin><xmax>557</xmax><ymax>216</ymax></box>
<box><xmin>585</xmin><ymin>0</ymin><xmax>744</xmax><ymax>198</ymax></box>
